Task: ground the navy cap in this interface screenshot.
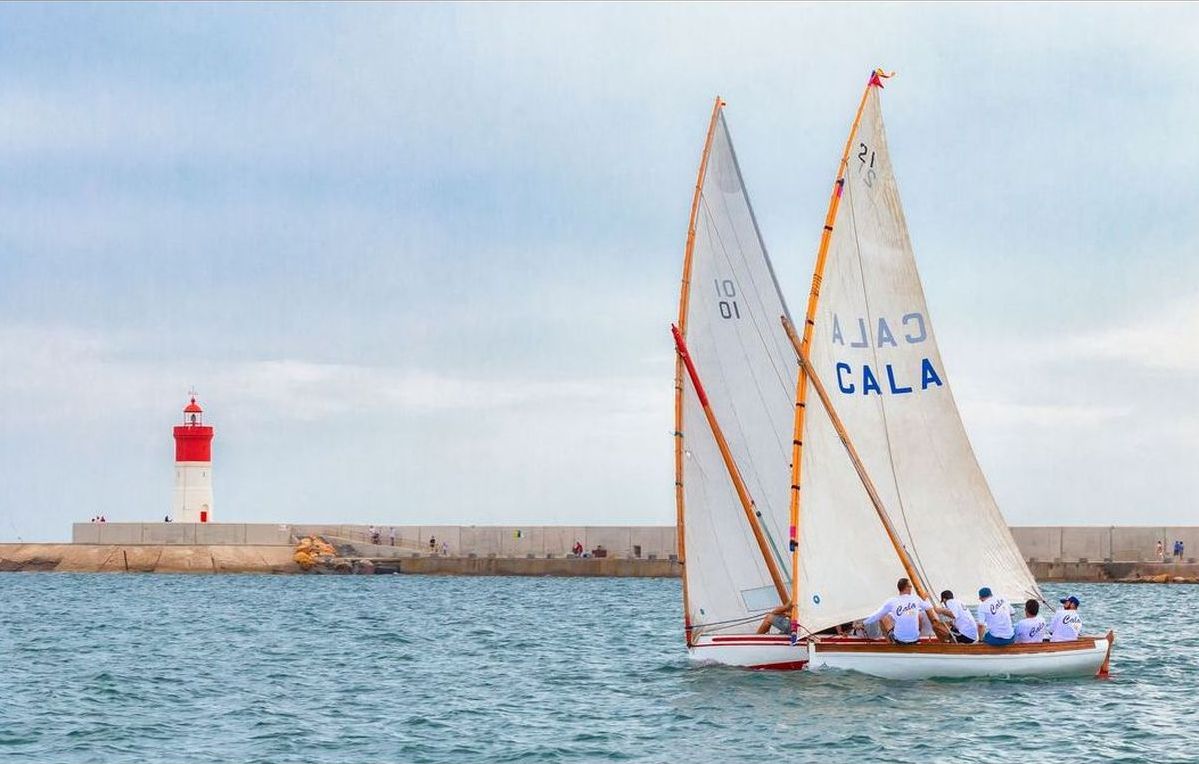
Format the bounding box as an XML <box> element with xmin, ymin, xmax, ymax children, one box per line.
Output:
<box><xmin>978</xmin><ymin>587</ymin><xmax>993</xmax><ymax>599</ymax></box>
<box><xmin>1059</xmin><ymin>595</ymin><xmax>1080</xmax><ymax>607</ymax></box>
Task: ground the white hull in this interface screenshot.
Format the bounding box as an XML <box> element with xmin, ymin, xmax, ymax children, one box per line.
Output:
<box><xmin>688</xmin><ymin>632</ymin><xmax>1114</xmax><ymax>679</ymax></box>
<box><xmin>687</xmin><ymin>634</ymin><xmax>809</xmax><ymax>670</ymax></box>
<box><xmin>807</xmin><ymin>633</ymin><xmax>1114</xmax><ymax>679</ymax></box>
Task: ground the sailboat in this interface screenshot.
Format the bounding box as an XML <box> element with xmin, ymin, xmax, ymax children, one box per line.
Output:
<box><xmin>671</xmin><ymin>70</ymin><xmax>1114</xmax><ymax>679</ymax></box>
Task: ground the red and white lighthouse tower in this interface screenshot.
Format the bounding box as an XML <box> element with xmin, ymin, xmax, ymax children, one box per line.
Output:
<box><xmin>172</xmin><ymin>394</ymin><xmax>215</xmax><ymax>523</ymax></box>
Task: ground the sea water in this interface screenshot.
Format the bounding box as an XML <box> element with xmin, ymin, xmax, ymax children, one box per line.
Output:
<box><xmin>0</xmin><ymin>574</ymin><xmax>1195</xmax><ymax>762</ymax></box>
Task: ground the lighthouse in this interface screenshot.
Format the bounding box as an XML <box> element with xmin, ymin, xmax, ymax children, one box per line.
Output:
<box><xmin>172</xmin><ymin>394</ymin><xmax>215</xmax><ymax>523</ymax></box>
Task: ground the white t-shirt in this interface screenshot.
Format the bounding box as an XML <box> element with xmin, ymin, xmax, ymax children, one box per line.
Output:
<box><xmin>865</xmin><ymin>593</ymin><xmax>932</xmax><ymax>643</ymax></box>
<box><xmin>1048</xmin><ymin>609</ymin><xmax>1083</xmax><ymax>642</ymax></box>
<box><xmin>975</xmin><ymin>596</ymin><xmax>1015</xmax><ymax>639</ymax></box>
<box><xmin>1014</xmin><ymin>615</ymin><xmax>1047</xmax><ymax>643</ymax></box>
<box><xmin>944</xmin><ymin>598</ymin><xmax>977</xmax><ymax>641</ymax></box>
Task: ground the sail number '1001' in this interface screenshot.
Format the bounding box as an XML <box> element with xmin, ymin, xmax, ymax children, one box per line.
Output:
<box><xmin>715</xmin><ymin>279</ymin><xmax>741</xmax><ymax>320</ymax></box>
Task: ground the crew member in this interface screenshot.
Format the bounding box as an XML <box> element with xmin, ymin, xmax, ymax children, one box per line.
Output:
<box><xmin>1048</xmin><ymin>595</ymin><xmax>1083</xmax><ymax>641</ymax></box>
<box><xmin>1013</xmin><ymin>599</ymin><xmax>1047</xmax><ymax>643</ymax></box>
<box><xmin>864</xmin><ymin>577</ymin><xmax>935</xmax><ymax>645</ymax></box>
<box><xmin>936</xmin><ymin>590</ymin><xmax>977</xmax><ymax>644</ymax></box>
<box><xmin>975</xmin><ymin>587</ymin><xmax>1015</xmax><ymax>646</ymax></box>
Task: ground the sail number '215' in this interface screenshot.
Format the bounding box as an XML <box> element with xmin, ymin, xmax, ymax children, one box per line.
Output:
<box><xmin>857</xmin><ymin>142</ymin><xmax>877</xmax><ymax>188</ymax></box>
<box><xmin>715</xmin><ymin>279</ymin><xmax>741</xmax><ymax>319</ymax></box>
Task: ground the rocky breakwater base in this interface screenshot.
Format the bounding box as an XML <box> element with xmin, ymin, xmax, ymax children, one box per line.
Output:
<box><xmin>1028</xmin><ymin>560</ymin><xmax>1199</xmax><ymax>583</ymax></box>
<box><xmin>0</xmin><ymin>534</ymin><xmax>682</xmax><ymax>577</ymax></box>
<box><xmin>0</xmin><ymin>544</ymin><xmax>300</xmax><ymax>573</ymax></box>
<box><xmin>1114</xmin><ymin>570</ymin><xmax>1199</xmax><ymax>584</ymax></box>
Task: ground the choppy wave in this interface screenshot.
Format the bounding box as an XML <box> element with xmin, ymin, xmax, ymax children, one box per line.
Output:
<box><xmin>0</xmin><ymin>574</ymin><xmax>1193</xmax><ymax>762</ymax></box>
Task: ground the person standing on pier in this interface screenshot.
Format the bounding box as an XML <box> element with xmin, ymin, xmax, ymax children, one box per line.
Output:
<box><xmin>389</xmin><ymin>527</ymin><xmax>396</xmax><ymax>546</ymax></box>
<box><xmin>1157</xmin><ymin>540</ymin><xmax>1165</xmax><ymax>562</ymax></box>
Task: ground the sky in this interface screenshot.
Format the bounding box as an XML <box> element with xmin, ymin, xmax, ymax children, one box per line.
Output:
<box><xmin>2</xmin><ymin>2</ymin><xmax>1198</xmax><ymax>541</ymax></box>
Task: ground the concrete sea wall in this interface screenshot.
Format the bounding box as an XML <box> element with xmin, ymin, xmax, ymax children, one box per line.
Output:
<box><xmin>1010</xmin><ymin>526</ymin><xmax>1199</xmax><ymax>563</ymax></box>
<box><xmin>25</xmin><ymin>524</ymin><xmax>1199</xmax><ymax>579</ymax></box>
<box><xmin>5</xmin><ymin>543</ymin><xmax>1199</xmax><ymax>581</ymax></box>
<box><xmin>0</xmin><ymin>544</ymin><xmax>677</xmax><ymax>576</ymax></box>
<box><xmin>70</xmin><ymin>523</ymin><xmax>1199</xmax><ymax>562</ymax></box>
<box><xmin>72</xmin><ymin>523</ymin><xmax>680</xmax><ymax>560</ymax></box>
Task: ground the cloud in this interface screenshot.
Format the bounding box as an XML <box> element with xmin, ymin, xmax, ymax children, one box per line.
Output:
<box><xmin>0</xmin><ymin>325</ymin><xmax>665</xmax><ymax>425</ymax></box>
<box><xmin>4</xmin><ymin>3</ymin><xmax>1199</xmax><ymax>538</ymax></box>
<box><xmin>1046</xmin><ymin>294</ymin><xmax>1199</xmax><ymax>373</ymax></box>
<box><xmin>958</xmin><ymin>399</ymin><xmax>1131</xmax><ymax>429</ymax></box>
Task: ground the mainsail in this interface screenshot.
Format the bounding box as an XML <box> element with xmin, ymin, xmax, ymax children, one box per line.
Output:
<box><xmin>793</xmin><ymin>72</ymin><xmax>1040</xmax><ymax>631</ymax></box>
<box><xmin>674</xmin><ymin>101</ymin><xmax>798</xmax><ymax>638</ymax></box>
<box><xmin>676</xmin><ymin>78</ymin><xmax>1037</xmax><ymax>644</ymax></box>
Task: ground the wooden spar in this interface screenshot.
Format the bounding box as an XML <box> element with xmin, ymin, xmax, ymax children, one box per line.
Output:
<box><xmin>785</xmin><ymin>70</ymin><xmax>887</xmax><ymax>637</ymax></box>
<box><xmin>672</xmin><ymin>324</ymin><xmax>790</xmax><ymax>606</ymax></box>
<box><xmin>780</xmin><ymin>315</ymin><xmax>942</xmax><ymax>622</ymax></box>
<box><xmin>674</xmin><ymin>96</ymin><xmax>725</xmax><ymax>645</ymax></box>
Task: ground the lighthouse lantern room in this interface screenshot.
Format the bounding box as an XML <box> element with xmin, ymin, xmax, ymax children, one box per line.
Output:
<box><xmin>172</xmin><ymin>394</ymin><xmax>215</xmax><ymax>523</ymax></box>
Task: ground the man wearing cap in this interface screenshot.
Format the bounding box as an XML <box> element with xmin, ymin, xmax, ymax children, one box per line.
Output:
<box><xmin>1048</xmin><ymin>595</ymin><xmax>1083</xmax><ymax>642</ymax></box>
<box><xmin>974</xmin><ymin>587</ymin><xmax>1016</xmax><ymax>646</ymax></box>
<box><xmin>864</xmin><ymin>577</ymin><xmax>936</xmax><ymax>645</ymax></box>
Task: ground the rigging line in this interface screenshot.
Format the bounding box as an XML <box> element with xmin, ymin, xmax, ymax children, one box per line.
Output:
<box><xmin>718</xmin><ymin>111</ymin><xmax>796</xmax><ymax>326</ymax></box>
<box><xmin>695</xmin><ymin>201</ymin><xmax>795</xmax><ymax>498</ymax></box>
<box><xmin>699</xmin><ymin>193</ymin><xmax>794</xmax><ymax>400</ymax></box>
<box><xmin>844</xmin><ymin>160</ymin><xmax>936</xmax><ymax>596</ymax></box>
<box><xmin>698</xmin><ymin>196</ymin><xmax>796</xmax><ymax>478</ymax></box>
<box><xmin>692</xmin><ymin>220</ymin><xmax>787</xmax><ymax>456</ymax></box>
<box><xmin>695</xmin><ymin>317</ymin><xmax>791</xmax><ymax>584</ymax></box>
<box><xmin>706</xmin><ymin>187</ymin><xmax>790</xmax><ymax>390</ymax></box>
<box><xmin>683</xmin><ymin>381</ymin><xmax>765</xmax><ymax>604</ymax></box>
<box><xmin>703</xmin><ymin>143</ymin><xmax>795</xmax><ymax>374</ymax></box>
<box><xmin>868</xmin><ymin>193</ymin><xmax>1034</xmax><ymax>594</ymax></box>
<box><xmin>686</xmin><ymin>613</ymin><xmax>774</xmax><ymax>632</ymax></box>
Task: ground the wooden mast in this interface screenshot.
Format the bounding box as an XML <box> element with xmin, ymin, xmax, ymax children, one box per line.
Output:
<box><xmin>785</xmin><ymin>69</ymin><xmax>889</xmax><ymax>639</ymax></box>
<box><xmin>781</xmin><ymin>316</ymin><xmax>944</xmax><ymax>628</ymax></box>
<box><xmin>674</xmin><ymin>96</ymin><xmax>725</xmax><ymax>645</ymax></box>
<box><xmin>673</xmin><ymin>325</ymin><xmax>790</xmax><ymax>606</ymax></box>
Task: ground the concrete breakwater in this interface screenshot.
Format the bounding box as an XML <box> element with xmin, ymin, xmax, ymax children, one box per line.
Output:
<box><xmin>70</xmin><ymin>523</ymin><xmax>680</xmax><ymax>560</ymax></box>
<box><xmin>70</xmin><ymin>523</ymin><xmax>1199</xmax><ymax>564</ymax></box>
<box><xmin>0</xmin><ymin>523</ymin><xmax>1193</xmax><ymax>579</ymax></box>
<box><xmin>0</xmin><ymin>543</ymin><xmax>677</xmax><ymax>576</ymax></box>
<box><xmin>6</xmin><ymin>542</ymin><xmax>1199</xmax><ymax>582</ymax></box>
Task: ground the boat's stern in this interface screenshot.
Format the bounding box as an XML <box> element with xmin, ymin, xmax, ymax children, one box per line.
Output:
<box><xmin>687</xmin><ymin>634</ymin><xmax>809</xmax><ymax>670</ymax></box>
